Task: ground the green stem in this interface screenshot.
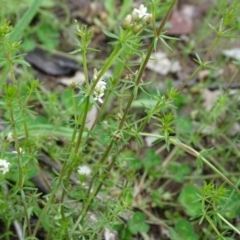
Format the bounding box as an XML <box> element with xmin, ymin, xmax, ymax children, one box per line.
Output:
<box><xmin>217</xmin><ymin>213</ymin><xmax>240</xmax><ymax>235</ymax></box>
<box><xmin>59</xmin><ymin>98</ymin><xmax>90</xmax><ymax>217</ymax></box>
<box><xmin>177</xmin><ymin>65</ymin><xmax>203</xmax><ymax>92</ymax></box>
<box><xmin>89</xmin><ymin>44</ymin><xmax>123</xmax><ymax>95</ymax></box>
<box><xmin>72</xmin><ymin>2</ymin><xmax>178</xmax><ymax>237</ymax></box>
<box><xmin>70</xmin><ymin>141</ymin><xmax>115</xmax><ymax>237</ymax></box>
<box><xmin>139</xmin><ymin>132</ymin><xmax>240</xmax><ymax>195</ymax></box>
<box><xmin>89</xmin><ymin>59</ymin><xmax>127</xmax><ymax>131</ymax></box>
<box><xmin>119</xmin><ymin>0</ymin><xmax>177</xmax><ymax>129</ymax></box>
<box><xmin>163</xmin><ymin>172</ymin><xmax>240</xmax><ymax>180</ymax></box>
<box><xmin>59</xmin><ymin>87</ymin><xmax>82</xmax><ymax>175</ymax></box>
<box><xmin>202</xmin><ymin>36</ymin><xmax>220</xmax><ymax>63</ymax></box>
<box><xmin>8</xmin><ymin>104</ymin><xmax>32</xmax><ymax>236</ymax></box>
<box><xmin>33</xmin><ymin>93</ymin><xmax>90</xmax><ymax>237</ymax></box>
<box><xmin>74</xmin><ymin>97</ymin><xmax>90</xmax><ymax>154</ymax></box>
<box><xmin>177</xmin><ymin>36</ymin><xmax>220</xmax><ymax>92</ymax></box>
<box><xmin>82</xmin><ymin>49</ymin><xmax>89</xmax><ymax>89</ymax></box>
<box><xmin>205</xmin><ymin>214</ymin><xmax>224</xmax><ymax>239</ymax></box>
<box><xmin>156</xmin><ymin>0</ymin><xmax>177</xmax><ymax>37</ymax></box>
<box><xmin>20</xmin><ymin>190</ymin><xmax>32</xmax><ymax>236</ymax></box>
<box><xmin>32</xmin><ymin>183</ymin><xmax>59</xmax><ymax>236</ymax></box>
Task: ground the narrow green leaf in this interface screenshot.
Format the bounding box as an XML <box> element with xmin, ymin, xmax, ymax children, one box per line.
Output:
<box><xmin>102</xmin><ymin>29</ymin><xmax>119</xmax><ymax>39</ymax></box>
<box><xmin>119</xmin><ymin>0</ymin><xmax>133</xmax><ymax>20</ymax></box>
<box><xmin>6</xmin><ymin>0</ymin><xmax>43</xmax><ymax>42</ymax></box>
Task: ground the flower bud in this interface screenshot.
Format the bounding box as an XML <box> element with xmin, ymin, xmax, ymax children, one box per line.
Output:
<box><xmin>122</xmin><ymin>14</ymin><xmax>132</xmax><ymax>29</ymax></box>
<box><xmin>144</xmin><ymin>14</ymin><xmax>152</xmax><ymax>24</ymax></box>
<box><xmin>133</xmin><ymin>24</ymin><xmax>143</xmax><ymax>33</ymax></box>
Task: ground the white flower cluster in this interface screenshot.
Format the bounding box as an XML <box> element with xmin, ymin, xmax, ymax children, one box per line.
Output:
<box><xmin>132</xmin><ymin>4</ymin><xmax>151</xmax><ymax>20</ymax></box>
<box><xmin>0</xmin><ymin>159</ymin><xmax>11</xmax><ymax>175</ymax></box>
<box><xmin>123</xmin><ymin>4</ymin><xmax>152</xmax><ymax>31</ymax></box>
<box><xmin>93</xmin><ymin>69</ymin><xmax>106</xmax><ymax>104</ymax></box>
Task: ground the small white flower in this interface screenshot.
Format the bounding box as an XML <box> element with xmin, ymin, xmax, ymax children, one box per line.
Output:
<box><xmin>0</xmin><ymin>159</ymin><xmax>11</xmax><ymax>175</ymax></box>
<box><xmin>132</xmin><ymin>4</ymin><xmax>150</xmax><ymax>19</ymax></box>
<box><xmin>77</xmin><ymin>165</ymin><xmax>92</xmax><ymax>176</ymax></box>
<box><xmin>93</xmin><ymin>70</ymin><xmax>107</xmax><ymax>104</ymax></box>
<box><xmin>6</xmin><ymin>132</ymin><xmax>14</xmax><ymax>142</ymax></box>
<box><xmin>12</xmin><ymin>147</ymin><xmax>25</xmax><ymax>155</ymax></box>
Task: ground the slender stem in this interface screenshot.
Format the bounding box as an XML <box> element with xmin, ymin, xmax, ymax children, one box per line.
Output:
<box><xmin>82</xmin><ymin>49</ymin><xmax>89</xmax><ymax>89</ymax></box>
<box><xmin>32</xmin><ymin>184</ymin><xmax>58</xmax><ymax>236</ymax></box>
<box><xmin>177</xmin><ymin>65</ymin><xmax>203</xmax><ymax>92</ymax></box>
<box><xmin>162</xmin><ymin>172</ymin><xmax>240</xmax><ymax>180</ymax></box>
<box><xmin>90</xmin><ymin>59</ymin><xmax>127</xmax><ymax>131</ymax></box>
<box><xmin>119</xmin><ymin>0</ymin><xmax>177</xmax><ymax>129</ymax></box>
<box><xmin>217</xmin><ymin>213</ymin><xmax>240</xmax><ymax>235</ymax></box>
<box><xmin>73</xmin><ymin>2</ymin><xmax>178</xmax><ymax>237</ymax></box>
<box><xmin>74</xmin><ymin>97</ymin><xmax>90</xmax><ymax>154</ymax></box>
<box><xmin>3</xmin><ymin>39</ymin><xmax>36</xmax><ymax>237</ymax></box>
<box><xmin>139</xmin><ymin>132</ymin><xmax>240</xmax><ymax>195</ymax></box>
<box><xmin>70</xmin><ymin>141</ymin><xmax>115</xmax><ymax>237</ymax></box>
<box><xmin>156</xmin><ymin>0</ymin><xmax>177</xmax><ymax>37</ymax></box>
<box><xmin>138</xmin><ymin>207</ymin><xmax>168</xmax><ymax>229</ymax></box>
<box><xmin>8</xmin><ymin>104</ymin><xmax>32</xmax><ymax>236</ymax></box>
<box><xmin>86</xmin><ymin>140</ymin><xmax>114</xmax><ymax>198</ymax></box>
<box><xmin>177</xmin><ymin>35</ymin><xmax>221</xmax><ymax>92</ymax></box>
<box><xmin>202</xmin><ymin>37</ymin><xmax>220</xmax><ymax>63</ymax></box>
<box><xmin>89</xmin><ymin>44</ymin><xmax>123</xmax><ymax>95</ymax></box>
<box><xmin>221</xmin><ymin>133</ymin><xmax>240</xmax><ymax>158</ymax></box>
<box><xmin>20</xmin><ymin>190</ymin><xmax>32</xmax><ymax>236</ymax></box>
<box><xmin>59</xmin><ymin>97</ymin><xmax>90</xmax><ymax>227</ymax></box>
<box><xmin>205</xmin><ymin>214</ymin><xmax>224</xmax><ymax>239</ymax></box>
<box><xmin>61</xmin><ymin>41</ymin><xmax>124</xmax><ymax>204</ymax></box>
<box><xmin>59</xmin><ymin>88</ymin><xmax>82</xmax><ymax>174</ymax></box>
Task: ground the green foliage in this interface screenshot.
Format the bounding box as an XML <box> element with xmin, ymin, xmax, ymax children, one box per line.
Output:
<box><xmin>127</xmin><ymin>211</ymin><xmax>150</xmax><ymax>234</ymax></box>
<box><xmin>0</xmin><ymin>0</ymin><xmax>240</xmax><ymax>239</ymax></box>
<box><xmin>169</xmin><ymin>163</ymin><xmax>191</xmax><ymax>183</ymax></box>
<box><xmin>143</xmin><ymin>149</ymin><xmax>162</xmax><ymax>172</ymax></box>
<box><xmin>104</xmin><ymin>0</ymin><xmax>133</xmax><ymax>30</ymax></box>
<box><xmin>5</xmin><ymin>0</ymin><xmax>43</xmax><ymax>43</ymax></box>
<box><xmin>178</xmin><ymin>184</ymin><xmax>201</xmax><ymax>217</ymax></box>
<box><xmin>175</xmin><ymin>116</ymin><xmax>193</xmax><ymax>136</ymax></box>
<box><xmin>170</xmin><ymin>219</ymin><xmax>199</xmax><ymax>240</ymax></box>
<box><xmin>36</xmin><ymin>22</ymin><xmax>59</xmax><ymax>50</ymax></box>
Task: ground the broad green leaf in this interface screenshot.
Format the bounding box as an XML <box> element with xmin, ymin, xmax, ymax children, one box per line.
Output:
<box><xmin>128</xmin><ymin>212</ymin><xmax>150</xmax><ymax>235</ymax></box>
<box><xmin>178</xmin><ymin>185</ymin><xmax>201</xmax><ymax>217</ymax></box>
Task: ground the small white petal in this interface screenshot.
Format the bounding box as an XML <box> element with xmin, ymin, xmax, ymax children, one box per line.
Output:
<box><xmin>98</xmin><ymin>98</ymin><xmax>103</xmax><ymax>103</ymax></box>
<box><xmin>77</xmin><ymin>165</ymin><xmax>92</xmax><ymax>176</ymax></box>
<box><xmin>12</xmin><ymin>147</ymin><xmax>25</xmax><ymax>155</ymax></box>
<box><xmin>93</xmin><ymin>76</ymin><xmax>107</xmax><ymax>104</ymax></box>
<box><xmin>0</xmin><ymin>159</ymin><xmax>11</xmax><ymax>174</ymax></box>
<box><xmin>132</xmin><ymin>4</ymin><xmax>150</xmax><ymax>19</ymax></box>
